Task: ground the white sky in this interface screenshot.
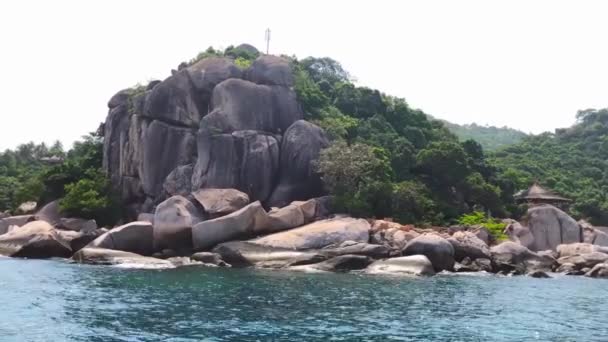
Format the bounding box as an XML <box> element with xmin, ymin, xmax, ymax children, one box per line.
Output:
<box><xmin>1</xmin><ymin>0</ymin><xmax>607</xmax><ymax>150</ymax></box>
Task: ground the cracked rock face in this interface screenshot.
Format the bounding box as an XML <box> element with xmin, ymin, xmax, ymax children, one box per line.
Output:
<box><xmin>102</xmin><ymin>51</ymin><xmax>327</xmax><ymax>217</ymax></box>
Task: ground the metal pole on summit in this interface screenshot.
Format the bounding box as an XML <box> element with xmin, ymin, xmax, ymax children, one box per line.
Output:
<box><xmin>265</xmin><ymin>28</ymin><xmax>271</xmax><ymax>55</ymax></box>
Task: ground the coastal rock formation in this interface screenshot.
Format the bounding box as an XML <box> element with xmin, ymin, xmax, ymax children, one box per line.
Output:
<box><xmin>402</xmin><ymin>234</ymin><xmax>455</xmax><ymax>271</ymax></box>
<box><xmin>490</xmin><ymin>241</ymin><xmax>556</xmax><ymax>273</ymax></box>
<box><xmin>191</xmin><ymin>188</ymin><xmax>250</xmax><ymax>217</ymax></box>
<box><xmin>365</xmin><ymin>255</ymin><xmax>436</xmax><ymax>276</ymax></box>
<box><xmin>102</xmin><ymin>51</ymin><xmax>326</xmax><ymax>217</ymax></box>
<box><xmin>153</xmin><ymin>196</ymin><xmax>204</xmax><ymax>251</ymax></box>
<box><xmin>212</xmin><ymin>241</ymin><xmax>322</xmax><ymax>267</ymax></box>
<box><xmin>288</xmin><ymin>255</ymin><xmax>373</xmax><ymax>273</ymax></box>
<box><xmin>88</xmin><ymin>221</ymin><xmax>154</xmax><ymax>255</ymax></box>
<box><xmin>72</xmin><ymin>247</ymin><xmax>174</xmax><ymax>268</ymax></box>
<box><xmin>0</xmin><ymin>220</ymin><xmax>71</xmax><ymax>258</ymax></box>
<box><xmin>506</xmin><ymin>205</ymin><xmax>581</xmax><ymax>252</ymax></box>
<box><xmin>447</xmin><ymin>231</ymin><xmax>491</xmax><ymax>262</ymax></box>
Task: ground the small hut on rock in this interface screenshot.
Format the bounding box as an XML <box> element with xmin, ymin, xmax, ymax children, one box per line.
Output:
<box><xmin>514</xmin><ymin>183</ymin><xmax>571</xmax><ymax>209</ymax></box>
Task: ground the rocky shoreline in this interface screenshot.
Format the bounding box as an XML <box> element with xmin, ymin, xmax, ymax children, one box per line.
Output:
<box><xmin>2</xmin><ymin>194</ymin><xmax>608</xmax><ymax>279</ymax></box>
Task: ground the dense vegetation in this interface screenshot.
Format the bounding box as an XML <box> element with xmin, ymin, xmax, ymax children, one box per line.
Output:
<box><xmin>0</xmin><ymin>131</ymin><xmax>119</xmax><ymax>226</ymax></box>
<box><xmin>292</xmin><ymin>57</ymin><xmax>505</xmax><ymax>225</ymax></box>
<box><xmin>442</xmin><ymin>121</ymin><xmax>528</xmax><ymax>151</ymax></box>
<box><xmin>491</xmin><ymin>108</ymin><xmax>608</xmax><ymax>225</ymax></box>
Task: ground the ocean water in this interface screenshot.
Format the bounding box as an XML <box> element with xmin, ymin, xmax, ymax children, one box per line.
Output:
<box><xmin>1</xmin><ymin>257</ymin><xmax>607</xmax><ymax>342</ymax></box>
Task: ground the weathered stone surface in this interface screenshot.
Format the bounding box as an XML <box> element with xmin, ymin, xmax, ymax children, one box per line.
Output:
<box><xmin>187</xmin><ymin>57</ymin><xmax>242</xmax><ymax>97</ymax></box>
<box><xmin>58</xmin><ymin>218</ymin><xmax>98</xmax><ymax>233</ymax></box>
<box><xmin>192</xmin><ymin>201</ymin><xmax>267</xmax><ymax>251</ymax></box>
<box><xmin>267</xmin><ymin>121</ymin><xmax>329</xmax><ymax>207</ymax></box>
<box><xmin>289</xmin><ymin>255</ymin><xmax>373</xmax><ymax>273</ymax></box>
<box><xmin>212</xmin><ymin>241</ymin><xmax>320</xmax><ymax>267</ymax></box>
<box><xmin>56</xmin><ymin>228</ymin><xmax>106</xmax><ymax>253</ymax></box>
<box><xmin>504</xmin><ymin>220</ymin><xmax>534</xmax><ymax>250</ymax></box>
<box><xmin>88</xmin><ymin>221</ymin><xmax>154</xmax><ymax>255</ymax></box>
<box><xmin>1</xmin><ymin>215</ymin><xmax>34</xmax><ymax>227</ymax></box>
<box><xmin>257</xmin><ymin>200</ymin><xmax>319</xmax><ymax>234</ymax></box>
<box><xmin>251</xmin><ymin>217</ymin><xmax>370</xmax><ymax>250</ymax></box>
<box><xmin>491</xmin><ymin>241</ymin><xmax>556</xmax><ymax>273</ymax></box>
<box><xmin>473</xmin><ymin>227</ymin><xmax>492</xmax><ymax>245</ymax></box>
<box><xmin>72</xmin><ymin>247</ymin><xmax>173</xmax><ymax>268</ymax></box>
<box><xmin>141</xmin><ymin>120</ymin><xmax>196</xmax><ymax>197</ymax></box>
<box><xmin>190</xmin><ymin>252</ymin><xmax>230</xmax><ymax>267</ymax></box>
<box><xmin>454</xmin><ymin>257</ymin><xmax>493</xmax><ymax>273</ymax></box>
<box><xmin>556</xmin><ymin>243</ymin><xmax>608</xmax><ymax>258</ymax></box>
<box><xmin>447</xmin><ymin>231</ymin><xmax>491</xmax><ymax>262</ymax></box>
<box><xmin>163</xmin><ymin>164</ymin><xmax>193</xmax><ymax>197</ymax></box>
<box><xmin>321</xmin><ymin>241</ymin><xmax>391</xmax><ymax>259</ymax></box>
<box><xmin>0</xmin><ymin>221</ymin><xmax>71</xmax><ymax>258</ymax></box>
<box><xmin>583</xmin><ymin>228</ymin><xmax>608</xmax><ymax>247</ymax></box>
<box><xmin>153</xmin><ymin>196</ymin><xmax>204</xmax><ymax>251</ymax></box>
<box><xmin>34</xmin><ymin>200</ymin><xmax>62</xmax><ymax>226</ymax></box>
<box><xmin>16</xmin><ymin>201</ymin><xmax>37</xmax><ymax>214</ymax></box>
<box><xmin>365</xmin><ymin>255</ymin><xmax>436</xmax><ymax>276</ymax></box>
<box><xmin>245</xmin><ymin>55</ymin><xmax>294</xmax><ymax>87</ymax></box>
<box><xmin>403</xmin><ymin>234</ymin><xmax>455</xmax><ymax>272</ymax></box>
<box><xmin>557</xmin><ymin>252</ymin><xmax>608</xmax><ymax>271</ymax></box>
<box><xmin>585</xmin><ymin>263</ymin><xmax>608</xmax><ymax>278</ymax></box>
<box><xmin>137</xmin><ymin>213</ymin><xmax>155</xmax><ymax>224</ymax></box>
<box><xmin>0</xmin><ymin>220</ymin><xmax>8</xmax><ymax>235</ymax></box>
<box><xmin>191</xmin><ymin>130</ymin><xmax>280</xmax><ymax>202</ymax></box>
<box><xmin>524</xmin><ymin>205</ymin><xmax>581</xmax><ymax>251</ymax></box>
<box><xmin>528</xmin><ymin>270</ymin><xmax>551</xmax><ymax>278</ymax></box>
<box><xmin>202</xmin><ymin>78</ymin><xmax>301</xmax><ymax>134</ymax></box>
<box><xmin>191</xmin><ymin>188</ymin><xmax>250</xmax><ymax>217</ymax></box>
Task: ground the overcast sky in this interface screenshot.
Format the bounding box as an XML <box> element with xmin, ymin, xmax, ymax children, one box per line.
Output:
<box><xmin>1</xmin><ymin>0</ymin><xmax>607</xmax><ymax>150</ymax></box>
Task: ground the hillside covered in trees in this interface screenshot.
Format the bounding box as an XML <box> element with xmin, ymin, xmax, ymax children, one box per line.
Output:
<box><xmin>1</xmin><ymin>45</ymin><xmax>606</xmax><ymax>227</ymax></box>
<box><xmin>442</xmin><ymin>121</ymin><xmax>528</xmax><ymax>151</ymax></box>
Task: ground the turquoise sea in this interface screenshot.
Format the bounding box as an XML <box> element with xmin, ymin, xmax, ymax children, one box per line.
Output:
<box><xmin>1</xmin><ymin>257</ymin><xmax>606</xmax><ymax>341</ymax></box>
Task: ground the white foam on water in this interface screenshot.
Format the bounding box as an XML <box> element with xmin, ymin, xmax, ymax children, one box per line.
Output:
<box><xmin>111</xmin><ymin>262</ymin><xmax>176</xmax><ymax>270</ymax></box>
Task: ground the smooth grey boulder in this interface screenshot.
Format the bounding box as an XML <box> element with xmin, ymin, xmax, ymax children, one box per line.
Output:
<box><xmin>163</xmin><ymin>164</ymin><xmax>193</xmax><ymax>197</ymax></box>
<box><xmin>585</xmin><ymin>263</ymin><xmax>608</xmax><ymax>278</ymax></box>
<box><xmin>141</xmin><ymin>120</ymin><xmax>196</xmax><ymax>197</ymax></box>
<box><xmin>365</xmin><ymin>255</ymin><xmax>436</xmax><ymax>276</ymax></box>
<box><xmin>187</xmin><ymin>57</ymin><xmax>242</xmax><ymax>96</ymax></box>
<box><xmin>153</xmin><ymin>196</ymin><xmax>204</xmax><ymax>251</ymax></box>
<box><xmin>58</xmin><ymin>218</ymin><xmax>98</xmax><ymax>233</ymax></box>
<box><xmin>56</xmin><ymin>228</ymin><xmax>106</xmax><ymax>253</ymax></box>
<box><xmin>202</xmin><ymin>78</ymin><xmax>301</xmax><ymax>134</ymax></box>
<box><xmin>251</xmin><ymin>217</ymin><xmax>370</xmax><ymax>250</ymax></box>
<box><xmin>191</xmin><ymin>130</ymin><xmax>280</xmax><ymax>202</ymax></box>
<box><xmin>447</xmin><ymin>231</ymin><xmax>491</xmax><ymax>262</ymax></box>
<box><xmin>1</xmin><ymin>215</ymin><xmax>34</xmax><ymax>227</ymax></box>
<box><xmin>245</xmin><ymin>55</ymin><xmax>294</xmax><ymax>87</ymax></box>
<box><xmin>34</xmin><ymin>200</ymin><xmax>62</xmax><ymax>226</ymax></box>
<box><xmin>557</xmin><ymin>252</ymin><xmax>608</xmax><ymax>271</ymax></box>
<box><xmin>212</xmin><ymin>241</ymin><xmax>321</xmax><ymax>267</ymax></box>
<box><xmin>525</xmin><ymin>204</ymin><xmax>581</xmax><ymax>251</ymax></box>
<box><xmin>192</xmin><ymin>201</ymin><xmax>267</xmax><ymax>251</ymax></box>
<box><xmin>191</xmin><ymin>188</ymin><xmax>250</xmax><ymax>217</ymax></box>
<box><xmin>288</xmin><ymin>255</ymin><xmax>373</xmax><ymax>273</ymax></box>
<box><xmin>72</xmin><ymin>247</ymin><xmax>173</xmax><ymax>268</ymax></box>
<box><xmin>267</xmin><ymin>121</ymin><xmax>329</xmax><ymax>207</ymax></box>
<box><xmin>321</xmin><ymin>241</ymin><xmax>391</xmax><ymax>259</ymax></box>
<box><xmin>454</xmin><ymin>257</ymin><xmax>493</xmax><ymax>273</ymax></box>
<box><xmin>583</xmin><ymin>228</ymin><xmax>608</xmax><ymax>247</ymax></box>
<box><xmin>402</xmin><ymin>234</ymin><xmax>455</xmax><ymax>272</ymax></box>
<box><xmin>88</xmin><ymin>221</ymin><xmax>154</xmax><ymax>256</ymax></box>
<box><xmin>0</xmin><ymin>220</ymin><xmax>8</xmax><ymax>235</ymax></box>
<box><xmin>258</xmin><ymin>201</ymin><xmax>312</xmax><ymax>234</ymax></box>
<box><xmin>143</xmin><ymin>69</ymin><xmax>202</xmax><ymax>128</ymax></box>
<box><xmin>0</xmin><ymin>221</ymin><xmax>71</xmax><ymax>258</ymax></box>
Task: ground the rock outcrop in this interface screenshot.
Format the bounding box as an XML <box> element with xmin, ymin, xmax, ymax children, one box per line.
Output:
<box><xmin>102</xmin><ymin>50</ymin><xmax>326</xmax><ymax>217</ymax></box>
<box><xmin>153</xmin><ymin>196</ymin><xmax>204</xmax><ymax>251</ymax></box>
<box><xmin>88</xmin><ymin>221</ymin><xmax>154</xmax><ymax>255</ymax></box>
<box><xmin>0</xmin><ymin>221</ymin><xmax>71</xmax><ymax>258</ymax></box>
<box><xmin>402</xmin><ymin>234</ymin><xmax>455</xmax><ymax>271</ymax></box>
<box><xmin>365</xmin><ymin>255</ymin><xmax>436</xmax><ymax>276</ymax></box>
<box><xmin>191</xmin><ymin>188</ymin><xmax>250</xmax><ymax>217</ymax></box>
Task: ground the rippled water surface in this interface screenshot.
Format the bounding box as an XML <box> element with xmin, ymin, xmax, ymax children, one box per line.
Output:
<box><xmin>1</xmin><ymin>257</ymin><xmax>607</xmax><ymax>341</ymax></box>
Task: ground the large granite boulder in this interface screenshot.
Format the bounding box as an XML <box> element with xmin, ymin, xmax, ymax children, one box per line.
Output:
<box><xmin>16</xmin><ymin>201</ymin><xmax>37</xmax><ymax>215</ymax></box>
<box><xmin>201</xmin><ymin>78</ymin><xmax>301</xmax><ymax>134</ymax></box>
<box><xmin>212</xmin><ymin>241</ymin><xmax>321</xmax><ymax>267</ymax></box>
<box><xmin>192</xmin><ymin>201</ymin><xmax>267</xmax><ymax>251</ymax></box>
<box><xmin>187</xmin><ymin>57</ymin><xmax>242</xmax><ymax>98</ymax></box>
<box><xmin>585</xmin><ymin>263</ymin><xmax>608</xmax><ymax>278</ymax></box>
<box><xmin>153</xmin><ymin>196</ymin><xmax>204</xmax><ymax>251</ymax></box>
<box><xmin>491</xmin><ymin>241</ymin><xmax>556</xmax><ymax>273</ymax></box>
<box><xmin>56</xmin><ymin>229</ymin><xmax>106</xmax><ymax>253</ymax></box>
<box><xmin>251</xmin><ymin>217</ymin><xmax>370</xmax><ymax>250</ymax></box>
<box><xmin>288</xmin><ymin>255</ymin><xmax>373</xmax><ymax>273</ymax></box>
<box><xmin>0</xmin><ymin>221</ymin><xmax>71</xmax><ymax>258</ymax></box>
<box><xmin>245</xmin><ymin>55</ymin><xmax>294</xmax><ymax>87</ymax></box>
<box><xmin>557</xmin><ymin>252</ymin><xmax>608</xmax><ymax>271</ymax></box>
<box><xmin>321</xmin><ymin>241</ymin><xmax>392</xmax><ymax>259</ymax></box>
<box><xmin>140</xmin><ymin>120</ymin><xmax>196</xmax><ymax>197</ymax></box>
<box><xmin>504</xmin><ymin>220</ymin><xmax>535</xmax><ymax>250</ymax></box>
<box><xmin>88</xmin><ymin>221</ymin><xmax>154</xmax><ymax>255</ymax></box>
<box><xmin>58</xmin><ymin>218</ymin><xmax>98</xmax><ymax>233</ymax></box>
<box><xmin>191</xmin><ymin>188</ymin><xmax>250</xmax><ymax>217</ymax></box>
<box><xmin>583</xmin><ymin>227</ymin><xmax>608</xmax><ymax>247</ymax></box>
<box><xmin>447</xmin><ymin>231</ymin><xmax>491</xmax><ymax>262</ymax></box>
<box><xmin>191</xmin><ymin>130</ymin><xmax>280</xmax><ymax>202</ymax></box>
<box><xmin>1</xmin><ymin>215</ymin><xmax>34</xmax><ymax>228</ymax></box>
<box><xmin>556</xmin><ymin>243</ymin><xmax>608</xmax><ymax>258</ymax></box>
<box><xmin>34</xmin><ymin>200</ymin><xmax>62</xmax><ymax>226</ymax></box>
<box><xmin>365</xmin><ymin>255</ymin><xmax>436</xmax><ymax>276</ymax></box>
<box><xmin>163</xmin><ymin>164</ymin><xmax>194</xmax><ymax>197</ymax></box>
<box><xmin>402</xmin><ymin>234</ymin><xmax>455</xmax><ymax>272</ymax></box>
<box><xmin>267</xmin><ymin>121</ymin><xmax>329</xmax><ymax>207</ymax></box>
<box><xmin>524</xmin><ymin>205</ymin><xmax>581</xmax><ymax>251</ymax></box>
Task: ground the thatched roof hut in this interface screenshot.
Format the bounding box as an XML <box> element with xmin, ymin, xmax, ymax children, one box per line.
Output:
<box><xmin>514</xmin><ymin>183</ymin><xmax>571</xmax><ymax>204</ymax></box>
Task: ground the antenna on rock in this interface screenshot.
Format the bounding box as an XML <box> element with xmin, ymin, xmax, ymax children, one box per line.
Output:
<box><xmin>265</xmin><ymin>28</ymin><xmax>271</xmax><ymax>55</ymax></box>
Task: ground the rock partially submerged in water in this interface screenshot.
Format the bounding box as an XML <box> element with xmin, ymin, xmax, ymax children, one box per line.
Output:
<box><xmin>491</xmin><ymin>241</ymin><xmax>556</xmax><ymax>274</ymax></box>
<box><xmin>88</xmin><ymin>221</ymin><xmax>154</xmax><ymax>256</ymax></box>
<box><xmin>585</xmin><ymin>263</ymin><xmax>608</xmax><ymax>278</ymax></box>
<box><xmin>288</xmin><ymin>254</ymin><xmax>373</xmax><ymax>273</ymax></box>
<box><xmin>0</xmin><ymin>220</ymin><xmax>71</xmax><ymax>258</ymax></box>
<box><xmin>365</xmin><ymin>255</ymin><xmax>436</xmax><ymax>276</ymax></box>
<box><xmin>402</xmin><ymin>234</ymin><xmax>455</xmax><ymax>272</ymax></box>
<box><xmin>72</xmin><ymin>247</ymin><xmax>174</xmax><ymax>268</ymax></box>
<box><xmin>212</xmin><ymin>241</ymin><xmax>323</xmax><ymax>267</ymax></box>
